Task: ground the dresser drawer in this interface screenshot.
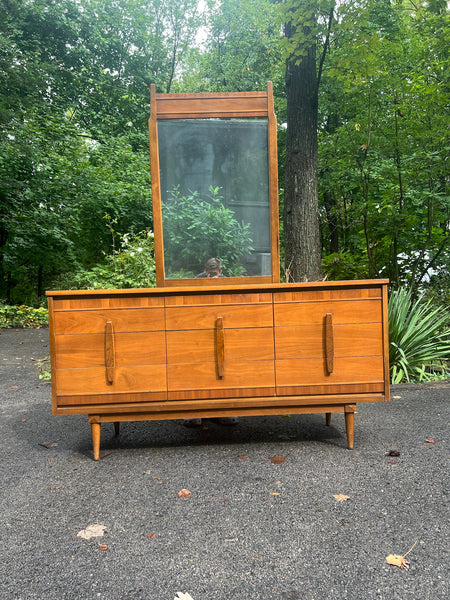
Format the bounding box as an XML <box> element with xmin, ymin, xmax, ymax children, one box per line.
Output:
<box><xmin>276</xmin><ymin>356</ymin><xmax>384</xmax><ymax>388</ymax></box>
<box><xmin>167</xmin><ymin>327</ymin><xmax>274</xmax><ymax>364</ymax></box>
<box><xmin>53</xmin><ymin>307</ymin><xmax>165</xmax><ymax>334</ymax></box>
<box><xmin>165</xmin><ymin>303</ymin><xmax>273</xmax><ymax>330</ymax></box>
<box><xmin>54</xmin><ymin>331</ymin><xmax>166</xmax><ymax>368</ymax></box>
<box><xmin>275</xmin><ymin>322</ymin><xmax>383</xmax><ymax>360</ymax></box>
<box><xmin>168</xmin><ymin>359</ymin><xmax>275</xmax><ymax>393</ymax></box>
<box><xmin>55</xmin><ymin>364</ymin><xmax>167</xmax><ymax>396</ymax></box>
<box><xmin>274</xmin><ymin>299</ymin><xmax>382</xmax><ymax>326</ymax></box>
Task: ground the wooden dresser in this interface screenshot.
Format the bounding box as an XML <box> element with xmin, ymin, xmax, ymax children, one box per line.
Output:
<box><xmin>47</xmin><ymin>279</ymin><xmax>389</xmax><ymax>459</ymax></box>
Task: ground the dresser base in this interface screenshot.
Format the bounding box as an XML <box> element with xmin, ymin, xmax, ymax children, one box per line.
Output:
<box><xmin>88</xmin><ymin>403</ymin><xmax>356</xmax><ymax>460</ymax></box>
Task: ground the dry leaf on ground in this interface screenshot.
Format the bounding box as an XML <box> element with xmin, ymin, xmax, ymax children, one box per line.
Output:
<box><xmin>174</xmin><ymin>593</ymin><xmax>194</xmax><ymax>600</ymax></box>
<box><xmin>387</xmin><ymin>450</ymin><xmax>401</xmax><ymax>457</ymax></box>
<box><xmin>77</xmin><ymin>524</ymin><xmax>107</xmax><ymax>539</ymax></box>
<box><xmin>386</xmin><ymin>554</ymin><xmax>409</xmax><ymax>570</ymax></box>
<box><xmin>99</xmin><ymin>544</ymin><xmax>108</xmax><ymax>551</ymax></box>
<box><xmin>386</xmin><ymin>541</ymin><xmax>417</xmax><ymax>570</ymax></box>
<box><xmin>425</xmin><ymin>439</ymin><xmax>435</xmax><ymax>444</ymax></box>
<box><xmin>38</xmin><ymin>441</ymin><xmax>59</xmax><ymax>448</ymax></box>
<box><xmin>270</xmin><ymin>456</ymin><xmax>286</xmax><ymax>464</ymax></box>
<box><xmin>147</xmin><ymin>533</ymin><xmax>157</xmax><ymax>539</ymax></box>
<box><xmin>333</xmin><ymin>494</ymin><xmax>350</xmax><ymax>502</ymax></box>
<box><xmin>177</xmin><ymin>489</ymin><xmax>191</xmax><ymax>498</ymax></box>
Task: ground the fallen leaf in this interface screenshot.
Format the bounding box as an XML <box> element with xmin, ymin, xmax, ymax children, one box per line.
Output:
<box><xmin>99</xmin><ymin>544</ymin><xmax>108</xmax><ymax>551</ymax></box>
<box><xmin>386</xmin><ymin>554</ymin><xmax>409</xmax><ymax>570</ymax></box>
<box><xmin>386</xmin><ymin>540</ymin><xmax>417</xmax><ymax>570</ymax></box>
<box><xmin>177</xmin><ymin>489</ymin><xmax>191</xmax><ymax>498</ymax></box>
<box><xmin>270</xmin><ymin>492</ymin><xmax>280</xmax><ymax>496</ymax></box>
<box><xmin>174</xmin><ymin>593</ymin><xmax>194</xmax><ymax>600</ymax></box>
<box><xmin>238</xmin><ymin>455</ymin><xmax>247</xmax><ymax>459</ymax></box>
<box><xmin>387</xmin><ymin>450</ymin><xmax>401</xmax><ymax>457</ymax></box>
<box><xmin>77</xmin><ymin>524</ymin><xmax>107</xmax><ymax>540</ymax></box>
<box><xmin>147</xmin><ymin>533</ymin><xmax>157</xmax><ymax>539</ymax></box>
<box><xmin>270</xmin><ymin>456</ymin><xmax>286</xmax><ymax>464</ymax></box>
<box><xmin>9</xmin><ymin>386</ymin><xmax>20</xmax><ymax>389</ymax></box>
<box><xmin>425</xmin><ymin>439</ymin><xmax>435</xmax><ymax>444</ymax></box>
<box><xmin>39</xmin><ymin>441</ymin><xmax>59</xmax><ymax>449</ymax></box>
<box><xmin>333</xmin><ymin>494</ymin><xmax>350</xmax><ymax>502</ymax></box>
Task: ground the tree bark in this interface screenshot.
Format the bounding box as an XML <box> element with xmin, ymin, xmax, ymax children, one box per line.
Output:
<box><xmin>284</xmin><ymin>21</ymin><xmax>322</xmax><ymax>282</ymax></box>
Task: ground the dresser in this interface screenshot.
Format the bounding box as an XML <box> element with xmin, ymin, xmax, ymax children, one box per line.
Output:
<box><xmin>47</xmin><ymin>279</ymin><xmax>389</xmax><ymax>459</ymax></box>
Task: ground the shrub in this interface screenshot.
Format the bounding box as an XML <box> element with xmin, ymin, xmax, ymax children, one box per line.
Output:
<box><xmin>322</xmin><ymin>251</ymin><xmax>369</xmax><ymax>280</ymax></box>
<box><xmin>56</xmin><ymin>228</ymin><xmax>156</xmax><ymax>290</ymax></box>
<box><xmin>388</xmin><ymin>288</ymin><xmax>450</xmax><ymax>384</ymax></box>
<box><xmin>0</xmin><ymin>304</ymin><xmax>48</xmax><ymax>328</ymax></box>
<box><xmin>162</xmin><ymin>186</ymin><xmax>254</xmax><ymax>277</ymax></box>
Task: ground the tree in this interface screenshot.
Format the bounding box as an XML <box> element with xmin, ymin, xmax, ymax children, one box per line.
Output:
<box><xmin>282</xmin><ymin>1</ymin><xmax>334</xmax><ymax>281</ymax></box>
<box><xmin>317</xmin><ymin>0</ymin><xmax>449</xmax><ymax>292</ymax></box>
<box><xmin>0</xmin><ymin>0</ymin><xmax>200</xmax><ymax>303</ymax></box>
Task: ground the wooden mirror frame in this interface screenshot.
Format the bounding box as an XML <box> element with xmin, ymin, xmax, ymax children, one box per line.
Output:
<box><xmin>149</xmin><ymin>82</ymin><xmax>280</xmax><ymax>287</ymax></box>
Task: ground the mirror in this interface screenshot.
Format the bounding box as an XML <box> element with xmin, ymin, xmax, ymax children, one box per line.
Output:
<box><xmin>158</xmin><ymin>118</ymin><xmax>271</xmax><ymax>279</ymax></box>
<box><xmin>149</xmin><ymin>83</ymin><xmax>279</xmax><ymax>286</ymax></box>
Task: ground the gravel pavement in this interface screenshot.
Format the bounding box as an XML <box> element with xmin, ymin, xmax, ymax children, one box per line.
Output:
<box><xmin>0</xmin><ymin>327</ymin><xmax>449</xmax><ymax>600</ymax></box>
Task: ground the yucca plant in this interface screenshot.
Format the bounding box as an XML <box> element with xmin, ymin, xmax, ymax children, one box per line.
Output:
<box><xmin>388</xmin><ymin>288</ymin><xmax>450</xmax><ymax>384</ymax></box>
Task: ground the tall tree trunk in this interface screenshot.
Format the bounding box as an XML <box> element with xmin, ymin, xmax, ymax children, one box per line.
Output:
<box><xmin>284</xmin><ymin>20</ymin><xmax>322</xmax><ymax>282</ymax></box>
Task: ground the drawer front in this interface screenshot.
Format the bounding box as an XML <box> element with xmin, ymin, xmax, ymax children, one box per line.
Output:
<box><xmin>275</xmin><ymin>323</ymin><xmax>383</xmax><ymax>360</ymax></box>
<box><xmin>54</xmin><ymin>331</ymin><xmax>166</xmax><ymax>368</ymax></box>
<box><xmin>274</xmin><ymin>299</ymin><xmax>382</xmax><ymax>326</ymax></box>
<box><xmin>165</xmin><ymin>303</ymin><xmax>273</xmax><ymax>331</ymax></box>
<box><xmin>165</xmin><ymin>292</ymin><xmax>272</xmax><ymax>307</ymax></box>
<box><xmin>167</xmin><ymin>360</ymin><xmax>275</xmax><ymax>393</ymax></box>
<box><xmin>167</xmin><ymin>327</ymin><xmax>274</xmax><ymax>364</ymax></box>
<box><xmin>276</xmin><ymin>356</ymin><xmax>384</xmax><ymax>388</ymax></box>
<box><xmin>55</xmin><ymin>364</ymin><xmax>167</xmax><ymax>396</ymax></box>
<box><xmin>52</xmin><ymin>296</ymin><xmax>164</xmax><ymax>310</ymax></box>
<box><xmin>53</xmin><ymin>307</ymin><xmax>165</xmax><ymax>334</ymax></box>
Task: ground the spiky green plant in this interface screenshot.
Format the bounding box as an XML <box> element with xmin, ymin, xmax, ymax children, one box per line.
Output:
<box><xmin>388</xmin><ymin>288</ymin><xmax>450</xmax><ymax>384</ymax></box>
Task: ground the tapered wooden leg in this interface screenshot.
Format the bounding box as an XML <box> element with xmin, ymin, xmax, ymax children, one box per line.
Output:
<box><xmin>114</xmin><ymin>422</ymin><xmax>120</xmax><ymax>436</ymax></box>
<box><xmin>344</xmin><ymin>405</ymin><xmax>356</xmax><ymax>450</ymax></box>
<box><xmin>91</xmin><ymin>422</ymin><xmax>101</xmax><ymax>461</ymax></box>
<box><xmin>325</xmin><ymin>413</ymin><xmax>331</xmax><ymax>426</ymax></box>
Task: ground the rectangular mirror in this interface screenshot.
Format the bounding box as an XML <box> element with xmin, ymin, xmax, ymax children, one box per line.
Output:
<box><xmin>149</xmin><ymin>84</ymin><xmax>279</xmax><ymax>286</ymax></box>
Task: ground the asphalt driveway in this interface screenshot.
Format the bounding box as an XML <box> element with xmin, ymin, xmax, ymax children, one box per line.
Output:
<box><xmin>0</xmin><ymin>327</ymin><xmax>448</xmax><ymax>600</ymax></box>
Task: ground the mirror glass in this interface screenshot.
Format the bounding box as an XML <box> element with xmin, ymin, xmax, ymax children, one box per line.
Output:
<box><xmin>157</xmin><ymin>118</ymin><xmax>271</xmax><ymax>279</ymax></box>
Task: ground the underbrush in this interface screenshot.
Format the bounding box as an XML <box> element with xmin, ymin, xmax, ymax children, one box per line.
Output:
<box><xmin>0</xmin><ymin>304</ymin><xmax>49</xmax><ymax>328</ymax></box>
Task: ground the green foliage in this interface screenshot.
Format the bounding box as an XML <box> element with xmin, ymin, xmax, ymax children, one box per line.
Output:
<box><xmin>0</xmin><ymin>304</ymin><xmax>48</xmax><ymax>329</ymax></box>
<box><xmin>189</xmin><ymin>0</ymin><xmax>283</xmax><ymax>93</ymax></box>
<box><xmin>322</xmin><ymin>251</ymin><xmax>369</xmax><ymax>281</ymax></box>
<box><xmin>318</xmin><ymin>0</ymin><xmax>449</xmax><ymax>289</ymax></box>
<box><xmin>37</xmin><ymin>356</ymin><xmax>51</xmax><ymax>381</ymax></box>
<box><xmin>0</xmin><ymin>0</ymin><xmax>199</xmax><ymax>304</ymax></box>
<box><xmin>162</xmin><ymin>187</ymin><xmax>254</xmax><ymax>277</ymax></box>
<box><xmin>58</xmin><ymin>226</ymin><xmax>156</xmax><ymax>290</ymax></box>
<box><xmin>1</xmin><ymin>0</ymin><xmax>448</xmax><ymax>301</ymax></box>
<box><xmin>388</xmin><ymin>288</ymin><xmax>450</xmax><ymax>384</ymax></box>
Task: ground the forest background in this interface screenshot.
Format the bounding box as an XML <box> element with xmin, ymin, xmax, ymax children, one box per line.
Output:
<box><xmin>0</xmin><ymin>0</ymin><xmax>448</xmax><ymax>311</ymax></box>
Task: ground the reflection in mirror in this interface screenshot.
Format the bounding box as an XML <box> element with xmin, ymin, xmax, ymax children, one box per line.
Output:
<box><xmin>158</xmin><ymin>118</ymin><xmax>271</xmax><ymax>279</ymax></box>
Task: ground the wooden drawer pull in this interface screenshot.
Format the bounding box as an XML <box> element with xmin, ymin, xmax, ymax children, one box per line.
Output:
<box><xmin>325</xmin><ymin>313</ymin><xmax>334</xmax><ymax>375</ymax></box>
<box><xmin>105</xmin><ymin>321</ymin><xmax>115</xmax><ymax>384</ymax></box>
<box><xmin>215</xmin><ymin>317</ymin><xmax>225</xmax><ymax>378</ymax></box>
